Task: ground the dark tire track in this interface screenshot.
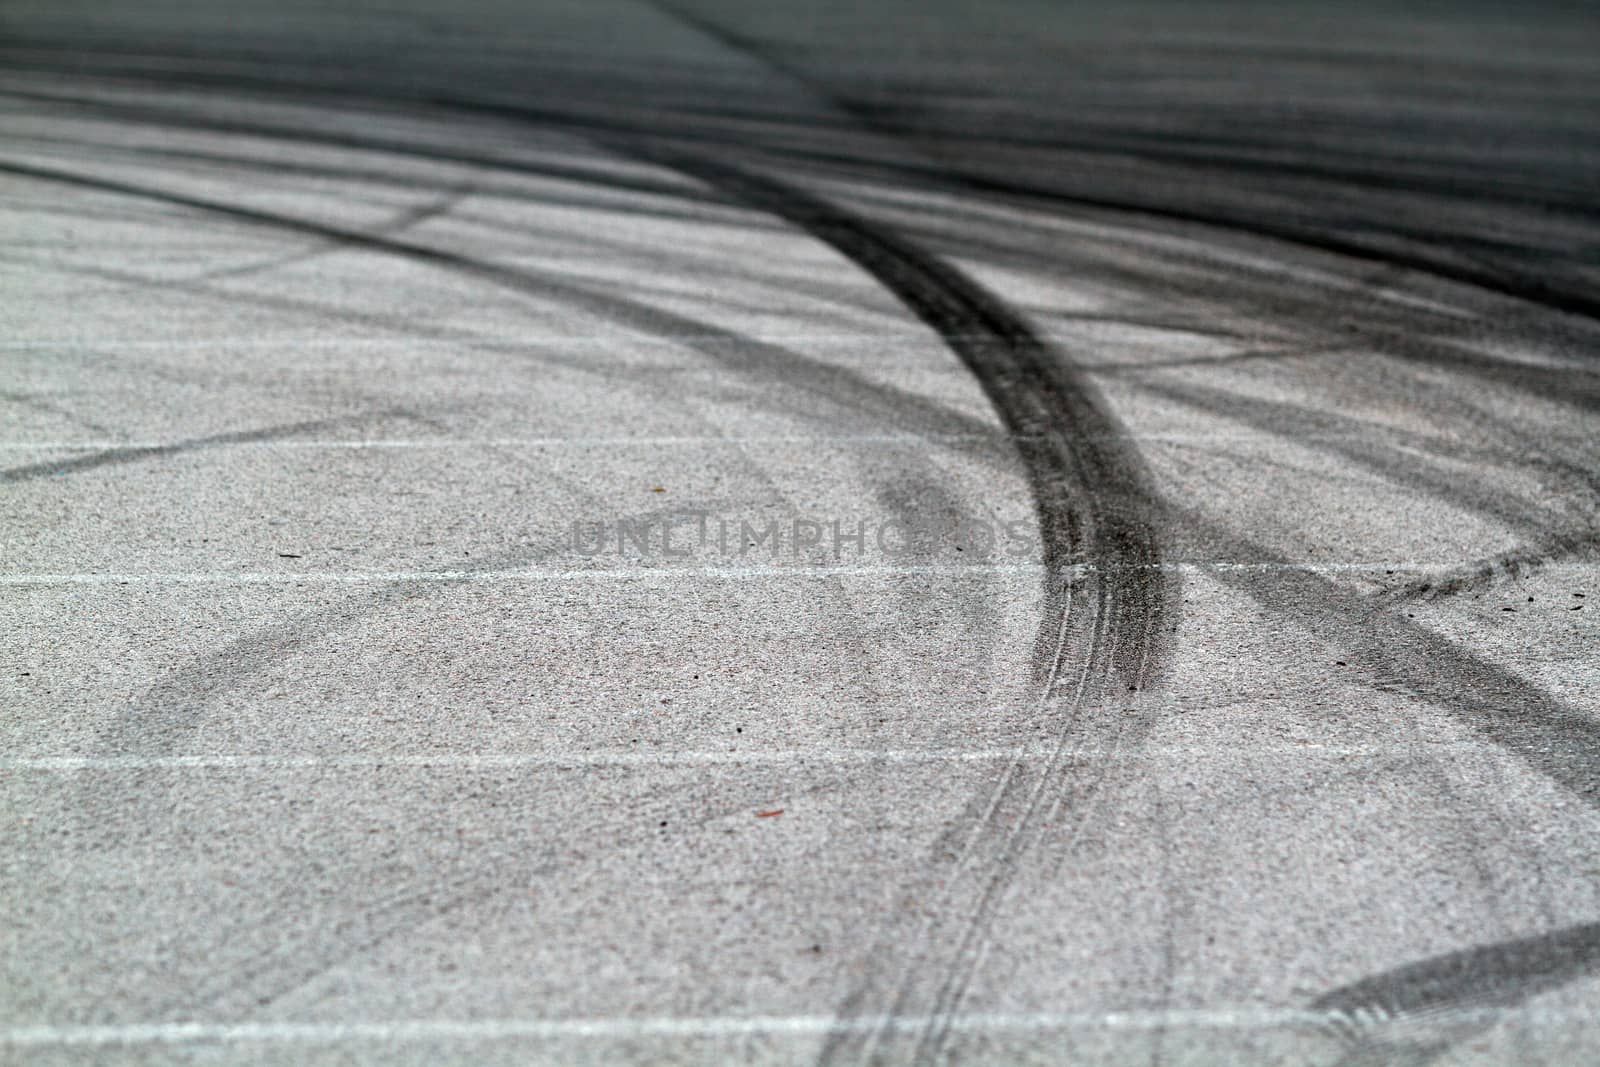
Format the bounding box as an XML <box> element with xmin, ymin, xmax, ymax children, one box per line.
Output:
<box><xmin>1187</xmin><ymin>518</ymin><xmax>1600</xmax><ymax>810</ymax></box>
<box><xmin>621</xmin><ymin>2</ymin><xmax>1600</xmax><ymax>327</ymax></box>
<box><xmin>0</xmin><ymin>412</ymin><xmax>424</xmax><ymax>485</ymax></box>
<box><xmin>0</xmin><ymin>157</ymin><xmax>1012</xmax><ymax>452</ymax></box>
<box><xmin>1312</xmin><ymin>920</ymin><xmax>1600</xmax><ymax>1066</ymax></box>
<box><xmin>627</xmin><ymin>151</ymin><xmax>1174</xmax><ymax>695</ymax></box>
<box><xmin>21</xmin><ymin>40</ymin><xmax>1600</xmax><ymax>329</ymax></box>
<box><xmin>1376</xmin><ymin>529</ymin><xmax>1600</xmax><ymax>606</ymax></box>
<box><xmin>188</xmin><ymin>184</ymin><xmax>471</xmax><ymax>284</ymax></box>
<box><xmin>1138</xmin><ymin>378</ymin><xmax>1586</xmax><ymax>544</ymax></box>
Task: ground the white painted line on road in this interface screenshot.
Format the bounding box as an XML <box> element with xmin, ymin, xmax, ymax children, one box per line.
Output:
<box><xmin>1</xmin><ymin>561</ymin><xmax>1594</xmax><ymax>585</ymax></box>
<box><xmin>9</xmin><ymin>749</ymin><xmax>1042</xmax><ymax>771</ymax></box>
<box><xmin>1</xmin><ymin>744</ymin><xmax>1465</xmax><ymax>772</ymax></box>
<box><xmin>0</xmin><ymin>434</ymin><xmax>1011</xmax><ymax>449</ymax></box>
<box><xmin>0</xmin><ymin>1007</ymin><xmax>1375</xmax><ymax>1047</ymax></box>
<box><xmin>0</xmin><ymin>564</ymin><xmax>1044</xmax><ymax>585</ymax></box>
<box><xmin>0</xmin><ymin>333</ymin><xmax>1244</xmax><ymax>349</ymax></box>
<box><xmin>6</xmin><ymin>1002</ymin><xmax>1574</xmax><ymax>1047</ymax></box>
<box><xmin>0</xmin><ymin>430</ymin><xmax>1512</xmax><ymax>449</ymax></box>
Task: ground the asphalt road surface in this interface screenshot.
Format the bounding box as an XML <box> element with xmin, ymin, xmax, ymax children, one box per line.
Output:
<box><xmin>3</xmin><ymin>1</ymin><xmax>1600</xmax><ymax>1063</ymax></box>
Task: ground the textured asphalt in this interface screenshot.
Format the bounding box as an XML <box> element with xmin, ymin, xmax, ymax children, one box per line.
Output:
<box><xmin>2</xmin><ymin>2</ymin><xmax>1599</xmax><ymax>1064</ymax></box>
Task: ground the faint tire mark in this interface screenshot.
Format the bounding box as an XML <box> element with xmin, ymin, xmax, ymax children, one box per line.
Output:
<box><xmin>188</xmin><ymin>184</ymin><xmax>472</xmax><ymax>284</ymax></box>
<box><xmin>0</xmin><ymin>411</ymin><xmax>426</xmax><ymax>485</ymax></box>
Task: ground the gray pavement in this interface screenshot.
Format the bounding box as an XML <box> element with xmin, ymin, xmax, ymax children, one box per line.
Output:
<box><xmin>2</xmin><ymin>2</ymin><xmax>1599</xmax><ymax>1063</ymax></box>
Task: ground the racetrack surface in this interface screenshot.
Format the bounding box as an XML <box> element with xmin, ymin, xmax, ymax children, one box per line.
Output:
<box><xmin>2</xmin><ymin>1</ymin><xmax>1599</xmax><ymax>1063</ymax></box>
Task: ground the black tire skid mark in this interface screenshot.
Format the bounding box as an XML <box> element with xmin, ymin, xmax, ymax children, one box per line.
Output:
<box><xmin>189</xmin><ymin>184</ymin><xmax>472</xmax><ymax>284</ymax></box>
<box><xmin>874</xmin><ymin>192</ymin><xmax>1600</xmax><ymax>651</ymax></box>
<box><xmin>897</xmin><ymin>603</ymin><xmax>1136</xmax><ymax>1067</ymax></box>
<box><xmin>5</xmin><ymin>151</ymin><xmax>1011</xmax><ymax>624</ymax></box>
<box><xmin>1090</xmin><ymin>341</ymin><xmax>1336</xmax><ymax>375</ymax></box>
<box><xmin>652</xmin><ymin>1</ymin><xmax>1600</xmax><ymax>225</ymax></box>
<box><xmin>0</xmin><ymin>250</ymin><xmax>579</xmax><ymax>379</ymax></box>
<box><xmin>881</xmin><ymin>161</ymin><xmax>1600</xmax><ymax>409</ymax></box>
<box><xmin>0</xmin><ymin>248</ymin><xmax>686</xmax><ymax>420</ymax></box>
<box><xmin>2</xmin><ymin>161</ymin><xmax>1044</xmax><ymax>594</ymax></box>
<box><xmin>1069</xmin><ymin>212</ymin><xmax>1600</xmax><ymax>1055</ymax></box>
<box><xmin>607</xmin><ymin>4</ymin><xmax>1600</xmax><ymax>328</ymax></box>
<box><xmin>1102</xmin><ymin>248</ymin><xmax>1600</xmax><ymax>473</ymax></box>
<box><xmin>94</xmin><ymin>395</ymin><xmax>885</xmax><ymax>1019</ymax></box>
<box><xmin>103</xmin><ymin>444</ymin><xmax>940</xmax><ymax>1020</ymax></box>
<box><xmin>552</xmin><ymin>18</ymin><xmax>1182</xmax><ymax>1030</ymax></box>
<box><xmin>21</xmin><ymin>46</ymin><xmax>1600</xmax><ymax>451</ymax></box>
<box><xmin>1278</xmin><ymin>309</ymin><xmax>1600</xmax><ymax>451</ymax></box>
<box><xmin>1138</xmin><ymin>378</ymin><xmax>1583</xmax><ymax>544</ymax></box>
<box><xmin>1376</xmin><ymin>344</ymin><xmax>1600</xmax><ymax>419</ymax></box>
<box><xmin>17</xmin><ymin>35</ymin><xmax>1600</xmax><ymax>328</ymax></box>
<box><xmin>0</xmin><ymin>83</ymin><xmax>725</xmax><ymax>206</ymax></box>
<box><xmin>1</xmin><ymin>244</ymin><xmax>1052</xmax><ymax>476</ymax></box>
<box><xmin>2</xmin><ymin>249</ymin><xmax>792</xmax><ymax>398</ymax></box>
<box><xmin>843</xmin><ymin>147</ymin><xmax>1600</xmax><ymax>327</ymax></box>
<box><xmin>1310</xmin><ymin>921</ymin><xmax>1600</xmax><ymax>1067</ymax></box>
<box><xmin>1045</xmin><ymin>205</ymin><xmax>1600</xmax><ymax>614</ymax></box>
<box><xmin>1376</xmin><ymin>527</ymin><xmax>1600</xmax><ymax>607</ymax></box>
<box><xmin>5</xmin><ymin>129</ymin><xmax>722</xmax><ymax>226</ymax></box>
<box><xmin>0</xmin><ymin>159</ymin><xmax>1016</xmax><ymax>453</ymax></box>
<box><xmin>628</xmin><ymin>152</ymin><xmax>1172</xmax><ymax>694</ymax></box>
<box><xmin>7</xmin><ymin>238</ymin><xmax>942</xmax><ymax>444</ymax></box>
<box><xmin>28</xmin><ymin>16</ymin><xmax>1600</xmax><ymax>1049</ymax></box>
<box><xmin>1138</xmin><ymin>375</ymin><xmax>1600</xmax><ymax>607</ymax></box>
<box><xmin>21</xmin><ymin>89</ymin><xmax>1587</xmax><ymax>1043</ymax></box>
<box><xmin>472</xmin><ymin>35</ymin><xmax>1592</xmax><ymax>1065</ymax></box>
<box><xmin>10</xmin><ymin>155</ymin><xmax>1003</xmax><ymax>1015</ymax></box>
<box><xmin>936</xmin><ymin>211</ymin><xmax>1600</xmax><ymax>417</ymax></box>
<box><xmin>1090</xmin><ymin>289</ymin><xmax>1600</xmax><ymax>1018</ymax></box>
<box><xmin>1</xmin><ymin>135</ymin><xmax>1033</xmax><ymax>725</ymax></box>
<box><xmin>874</xmin><ymin>118</ymin><xmax>1600</xmax><ymax>225</ymax></box>
<box><xmin>0</xmin><ymin>412</ymin><xmax>425</xmax><ymax>485</ymax></box>
<box><xmin>671</xmin><ymin>21</ymin><xmax>1600</xmax><ymax>631</ymax></box>
<box><xmin>70</xmin><ymin>495</ymin><xmax>650</xmax><ymax>1021</ymax></box>
<box><xmin>1186</xmin><ymin>518</ymin><xmax>1600</xmax><ymax>809</ymax></box>
<box><xmin>0</xmin><ymin>55</ymin><xmax>780</xmax><ymax>172</ymax></box>
<box><xmin>594</xmin><ymin>152</ymin><xmax>1174</xmax><ymax>1066</ymax></box>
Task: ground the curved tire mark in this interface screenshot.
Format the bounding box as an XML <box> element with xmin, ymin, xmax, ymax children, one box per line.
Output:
<box><xmin>1376</xmin><ymin>527</ymin><xmax>1600</xmax><ymax>606</ymax></box>
<box><xmin>189</xmin><ymin>184</ymin><xmax>471</xmax><ymax>284</ymax></box>
<box><xmin>620</xmin><ymin>3</ymin><xmax>1600</xmax><ymax>327</ymax></box>
<box><xmin>638</xmin><ymin>151</ymin><xmax>1173</xmax><ymax>695</ymax></box>
<box><xmin>1313</xmin><ymin>921</ymin><xmax>1600</xmax><ymax>1066</ymax></box>
<box><xmin>0</xmin><ymin>412</ymin><xmax>422</xmax><ymax>485</ymax></box>
<box><xmin>1189</xmin><ymin>518</ymin><xmax>1600</xmax><ymax>808</ymax></box>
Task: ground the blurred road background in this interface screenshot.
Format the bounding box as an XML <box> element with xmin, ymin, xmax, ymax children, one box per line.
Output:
<box><xmin>3</xmin><ymin>1</ymin><xmax>1599</xmax><ymax>1063</ymax></box>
